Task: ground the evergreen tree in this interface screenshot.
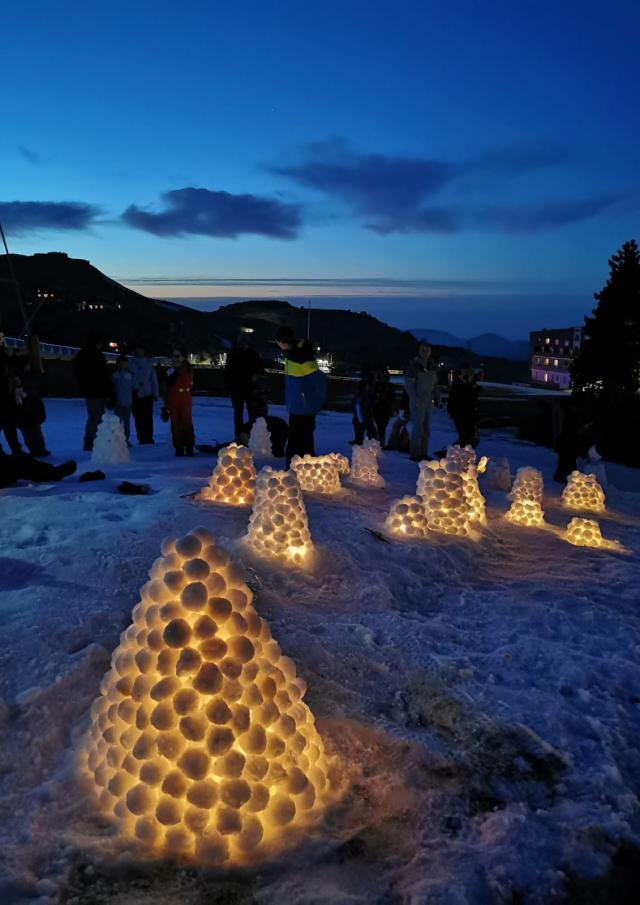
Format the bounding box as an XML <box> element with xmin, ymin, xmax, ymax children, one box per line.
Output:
<box><xmin>573</xmin><ymin>240</ymin><xmax>640</xmax><ymax>395</ymax></box>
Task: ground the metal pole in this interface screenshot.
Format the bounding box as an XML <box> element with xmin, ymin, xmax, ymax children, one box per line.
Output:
<box><xmin>0</xmin><ymin>221</ymin><xmax>30</xmax><ymax>336</ymax></box>
<box><xmin>307</xmin><ymin>300</ymin><xmax>311</xmax><ymax>340</ymax></box>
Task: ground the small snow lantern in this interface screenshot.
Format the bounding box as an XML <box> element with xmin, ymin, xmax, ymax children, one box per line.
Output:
<box><xmin>248</xmin><ymin>418</ymin><xmax>273</xmax><ymax>459</ymax></box>
<box><xmin>504</xmin><ymin>466</ymin><xmax>545</xmax><ymax>526</ymax></box>
<box><xmin>326</xmin><ymin>452</ymin><xmax>350</xmax><ymax>476</ymax></box>
<box><xmin>78</xmin><ymin>528</ymin><xmax>336</xmax><ymax>866</ymax></box>
<box><xmin>417</xmin><ymin>458</ymin><xmax>472</xmax><ymax>536</ymax></box>
<box><xmin>385</xmin><ymin>495</ymin><xmax>429</xmax><ymax>538</ymax></box>
<box><xmin>197</xmin><ymin>444</ymin><xmax>256</xmax><ymax>506</ymax></box>
<box><xmin>350</xmin><ymin>445</ymin><xmax>384</xmax><ymax>488</ymax></box>
<box><xmin>486</xmin><ymin>457</ymin><xmax>512</xmax><ymax>492</ymax></box>
<box><xmin>290</xmin><ymin>454</ymin><xmax>343</xmax><ymax>494</ymax></box>
<box><xmin>561</xmin><ymin>471</ymin><xmax>605</xmax><ymax>513</ymax></box>
<box><xmin>246</xmin><ymin>468</ymin><xmax>313</xmax><ymax>564</ymax></box>
<box><xmin>92</xmin><ymin>412</ymin><xmax>130</xmax><ymax>465</ymax></box>
<box><xmin>564</xmin><ymin>517</ymin><xmax>621</xmax><ymax>550</ymax></box>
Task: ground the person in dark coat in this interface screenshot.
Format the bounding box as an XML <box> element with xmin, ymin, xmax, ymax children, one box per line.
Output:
<box><xmin>373</xmin><ymin>368</ymin><xmax>396</xmax><ymax>446</ymax></box>
<box><xmin>0</xmin><ymin>447</ymin><xmax>76</xmax><ymax>488</ymax></box>
<box><xmin>0</xmin><ymin>331</ymin><xmax>25</xmax><ymax>454</ymax></box>
<box><xmin>129</xmin><ymin>343</ymin><xmax>159</xmax><ymax>444</ymax></box>
<box><xmin>74</xmin><ymin>333</ymin><xmax>113</xmax><ymax>451</ymax></box>
<box><xmin>447</xmin><ymin>364</ymin><xmax>480</xmax><ymax>448</ymax></box>
<box><xmin>552</xmin><ymin>394</ymin><xmax>600</xmax><ymax>482</ymax></box>
<box><xmin>351</xmin><ymin>363</ymin><xmax>378</xmax><ymax>445</ymax></box>
<box><xmin>276</xmin><ymin>326</ymin><xmax>326</xmax><ymax>465</ymax></box>
<box><xmin>225</xmin><ymin>333</ymin><xmax>263</xmax><ymax>440</ymax></box>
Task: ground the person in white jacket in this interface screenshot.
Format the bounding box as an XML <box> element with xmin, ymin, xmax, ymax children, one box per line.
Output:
<box><xmin>403</xmin><ymin>340</ymin><xmax>442</xmax><ymax>461</ymax></box>
<box><xmin>128</xmin><ymin>344</ymin><xmax>159</xmax><ymax>444</ymax></box>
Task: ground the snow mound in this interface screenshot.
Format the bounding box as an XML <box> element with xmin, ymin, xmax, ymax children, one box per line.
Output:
<box><xmin>92</xmin><ymin>413</ymin><xmax>130</xmax><ymax>466</ymax></box>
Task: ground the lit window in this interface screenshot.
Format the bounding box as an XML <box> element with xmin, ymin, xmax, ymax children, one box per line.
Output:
<box><xmin>554</xmin><ymin>359</ymin><xmax>559</xmax><ymax>366</ymax></box>
<box><xmin>544</xmin><ymin>373</ymin><xmax>548</xmax><ymax>382</ymax></box>
<box><xmin>545</xmin><ymin>337</ymin><xmax>550</xmax><ymax>344</ymax></box>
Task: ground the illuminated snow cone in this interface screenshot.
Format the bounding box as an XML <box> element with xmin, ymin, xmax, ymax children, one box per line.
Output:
<box><xmin>505</xmin><ymin>466</ymin><xmax>545</xmax><ymax>527</ymax></box>
<box><xmin>92</xmin><ymin>412</ymin><xmax>130</xmax><ymax>466</ymax></box>
<box><xmin>290</xmin><ymin>455</ymin><xmax>343</xmax><ymax>494</ymax></box>
<box><xmin>78</xmin><ymin>528</ymin><xmax>335</xmax><ymax>866</ymax></box>
<box><xmin>246</xmin><ymin>468</ymin><xmax>313</xmax><ymax>565</ymax></box>
<box><xmin>350</xmin><ymin>445</ymin><xmax>384</xmax><ymax>488</ymax></box>
<box><xmin>443</xmin><ymin>446</ymin><xmax>487</xmax><ymax>524</ymax></box>
<box><xmin>561</xmin><ymin>471</ymin><xmax>605</xmax><ymax>513</ymax></box>
<box><xmin>486</xmin><ymin>457</ymin><xmax>512</xmax><ymax>492</ymax></box>
<box><xmin>385</xmin><ymin>496</ymin><xmax>429</xmax><ymax>538</ymax></box>
<box><xmin>248</xmin><ymin>418</ymin><xmax>273</xmax><ymax>459</ymax></box>
<box><xmin>417</xmin><ymin>458</ymin><xmax>472</xmax><ymax>536</ymax></box>
<box><xmin>197</xmin><ymin>444</ymin><xmax>256</xmax><ymax>506</ymax></box>
<box><xmin>564</xmin><ymin>517</ymin><xmax>621</xmax><ymax>550</ymax></box>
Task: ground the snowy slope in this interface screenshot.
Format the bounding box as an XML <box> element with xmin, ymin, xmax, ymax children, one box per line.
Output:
<box><xmin>1</xmin><ymin>398</ymin><xmax>639</xmax><ymax>904</ymax></box>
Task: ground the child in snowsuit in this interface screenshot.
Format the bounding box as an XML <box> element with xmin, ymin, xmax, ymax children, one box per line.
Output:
<box><xmin>111</xmin><ymin>355</ymin><xmax>134</xmax><ymax>443</ymax></box>
<box><xmin>164</xmin><ymin>349</ymin><xmax>195</xmax><ymax>456</ymax></box>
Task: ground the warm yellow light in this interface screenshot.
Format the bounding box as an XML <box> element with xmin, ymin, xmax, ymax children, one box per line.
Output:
<box><xmin>564</xmin><ymin>517</ymin><xmax>621</xmax><ymax>550</ymax></box>
<box><xmin>416</xmin><ymin>458</ymin><xmax>473</xmax><ymax>536</ymax></box>
<box><xmin>561</xmin><ymin>471</ymin><xmax>605</xmax><ymax>513</ymax></box>
<box><xmin>245</xmin><ymin>468</ymin><xmax>314</xmax><ymax>565</ymax></box>
<box><xmin>504</xmin><ymin>466</ymin><xmax>545</xmax><ymax>527</ymax></box>
<box><xmin>290</xmin><ymin>454</ymin><xmax>345</xmax><ymax>494</ymax></box>
<box><xmin>385</xmin><ymin>496</ymin><xmax>429</xmax><ymax>538</ymax></box>
<box><xmin>197</xmin><ymin>444</ymin><xmax>256</xmax><ymax>507</ymax></box>
<box><xmin>77</xmin><ymin>528</ymin><xmax>337</xmax><ymax>866</ymax></box>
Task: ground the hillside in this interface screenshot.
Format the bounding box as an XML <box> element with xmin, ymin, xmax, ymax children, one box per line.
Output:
<box><xmin>0</xmin><ymin>252</ymin><xmax>528</xmax><ymax>381</ymax></box>
<box><xmin>410</xmin><ymin>327</ymin><xmax>530</xmax><ymax>361</ymax></box>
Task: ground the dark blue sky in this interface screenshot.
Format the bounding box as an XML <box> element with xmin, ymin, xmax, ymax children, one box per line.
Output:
<box><xmin>2</xmin><ymin>0</ymin><xmax>638</xmax><ymax>337</ymax></box>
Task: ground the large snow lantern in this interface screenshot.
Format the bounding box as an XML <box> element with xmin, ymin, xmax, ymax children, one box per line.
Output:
<box><xmin>564</xmin><ymin>517</ymin><xmax>621</xmax><ymax>550</ymax></box>
<box><xmin>246</xmin><ymin>468</ymin><xmax>313</xmax><ymax>565</ymax></box>
<box><xmin>416</xmin><ymin>458</ymin><xmax>472</xmax><ymax>536</ymax></box>
<box><xmin>92</xmin><ymin>412</ymin><xmax>130</xmax><ymax>466</ymax></box>
<box><xmin>350</xmin><ymin>445</ymin><xmax>384</xmax><ymax>488</ymax></box>
<box><xmin>248</xmin><ymin>418</ymin><xmax>273</xmax><ymax>459</ymax></box>
<box><xmin>443</xmin><ymin>446</ymin><xmax>487</xmax><ymax>524</ymax></box>
<box><xmin>78</xmin><ymin>528</ymin><xmax>335</xmax><ymax>866</ymax></box>
<box><xmin>504</xmin><ymin>466</ymin><xmax>545</xmax><ymax>526</ymax></box>
<box><xmin>290</xmin><ymin>454</ymin><xmax>343</xmax><ymax>494</ymax></box>
<box><xmin>561</xmin><ymin>471</ymin><xmax>605</xmax><ymax>513</ymax></box>
<box><xmin>385</xmin><ymin>496</ymin><xmax>429</xmax><ymax>538</ymax></box>
<box><xmin>197</xmin><ymin>444</ymin><xmax>256</xmax><ymax>506</ymax></box>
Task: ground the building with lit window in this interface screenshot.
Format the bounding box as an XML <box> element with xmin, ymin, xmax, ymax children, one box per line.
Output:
<box><xmin>529</xmin><ymin>326</ymin><xmax>584</xmax><ymax>389</ymax></box>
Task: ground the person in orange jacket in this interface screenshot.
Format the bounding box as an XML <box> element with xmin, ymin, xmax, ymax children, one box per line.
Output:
<box><xmin>163</xmin><ymin>348</ymin><xmax>195</xmax><ymax>456</ymax></box>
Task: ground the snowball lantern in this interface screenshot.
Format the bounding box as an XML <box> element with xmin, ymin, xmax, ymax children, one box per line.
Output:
<box><xmin>246</xmin><ymin>468</ymin><xmax>314</xmax><ymax>564</ymax></box>
<box><xmin>92</xmin><ymin>412</ymin><xmax>130</xmax><ymax>466</ymax></box>
<box><xmin>416</xmin><ymin>458</ymin><xmax>473</xmax><ymax>536</ymax></box>
<box><xmin>78</xmin><ymin>528</ymin><xmax>335</xmax><ymax>866</ymax></box>
<box><xmin>486</xmin><ymin>457</ymin><xmax>512</xmax><ymax>492</ymax></box>
<box><xmin>248</xmin><ymin>418</ymin><xmax>273</xmax><ymax>459</ymax></box>
<box><xmin>564</xmin><ymin>517</ymin><xmax>621</xmax><ymax>550</ymax></box>
<box><xmin>290</xmin><ymin>454</ymin><xmax>344</xmax><ymax>494</ymax></box>
<box><xmin>350</xmin><ymin>445</ymin><xmax>384</xmax><ymax>488</ymax></box>
<box><xmin>197</xmin><ymin>444</ymin><xmax>256</xmax><ymax>506</ymax></box>
<box><xmin>385</xmin><ymin>495</ymin><xmax>429</xmax><ymax>538</ymax></box>
<box><xmin>505</xmin><ymin>466</ymin><xmax>545</xmax><ymax>527</ymax></box>
<box><xmin>561</xmin><ymin>471</ymin><xmax>606</xmax><ymax>513</ymax></box>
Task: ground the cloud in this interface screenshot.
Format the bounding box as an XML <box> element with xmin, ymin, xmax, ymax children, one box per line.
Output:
<box><xmin>0</xmin><ymin>200</ymin><xmax>101</xmax><ymax>234</ymax></box>
<box><xmin>270</xmin><ymin>138</ymin><xmax>614</xmax><ymax>235</ymax></box>
<box><xmin>122</xmin><ymin>187</ymin><xmax>301</xmax><ymax>239</ymax></box>
<box><xmin>473</xmin><ymin>196</ymin><xmax>622</xmax><ymax>233</ymax></box>
<box><xmin>18</xmin><ymin>145</ymin><xmax>42</xmax><ymax>165</ymax></box>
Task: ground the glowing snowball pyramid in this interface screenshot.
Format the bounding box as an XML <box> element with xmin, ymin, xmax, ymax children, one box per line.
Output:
<box><xmin>290</xmin><ymin>454</ymin><xmax>343</xmax><ymax>494</ymax></box>
<box><xmin>385</xmin><ymin>496</ymin><xmax>429</xmax><ymax>538</ymax></box>
<box><xmin>92</xmin><ymin>412</ymin><xmax>130</xmax><ymax>465</ymax></box>
<box><xmin>504</xmin><ymin>466</ymin><xmax>545</xmax><ymax>527</ymax></box>
<box><xmin>350</xmin><ymin>445</ymin><xmax>384</xmax><ymax>488</ymax></box>
<box><xmin>197</xmin><ymin>444</ymin><xmax>256</xmax><ymax>506</ymax></box>
<box><xmin>78</xmin><ymin>528</ymin><xmax>337</xmax><ymax>866</ymax></box>
<box><xmin>416</xmin><ymin>458</ymin><xmax>473</xmax><ymax>536</ymax></box>
<box><xmin>246</xmin><ymin>467</ymin><xmax>314</xmax><ymax>565</ymax></box>
<box><xmin>561</xmin><ymin>471</ymin><xmax>606</xmax><ymax>513</ymax></box>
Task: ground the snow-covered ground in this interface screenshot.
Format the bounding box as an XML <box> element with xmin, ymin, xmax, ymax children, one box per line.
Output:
<box><xmin>1</xmin><ymin>398</ymin><xmax>639</xmax><ymax>904</ymax></box>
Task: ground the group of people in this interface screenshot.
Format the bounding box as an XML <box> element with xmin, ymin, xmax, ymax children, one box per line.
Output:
<box><xmin>2</xmin><ymin>326</ymin><xmax>487</xmax><ymax>488</ymax></box>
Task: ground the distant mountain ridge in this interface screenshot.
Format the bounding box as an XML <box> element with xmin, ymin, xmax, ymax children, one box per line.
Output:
<box><xmin>409</xmin><ymin>327</ymin><xmax>529</xmax><ymax>361</ymax></box>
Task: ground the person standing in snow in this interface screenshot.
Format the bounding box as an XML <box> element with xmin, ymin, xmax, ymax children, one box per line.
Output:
<box><xmin>373</xmin><ymin>367</ymin><xmax>396</xmax><ymax>446</ymax></box>
<box><xmin>163</xmin><ymin>348</ymin><xmax>195</xmax><ymax>456</ymax></box>
<box><xmin>225</xmin><ymin>333</ymin><xmax>263</xmax><ymax>441</ymax></box>
<box><xmin>74</xmin><ymin>333</ymin><xmax>113</xmax><ymax>452</ymax></box>
<box><xmin>351</xmin><ymin>363</ymin><xmax>378</xmax><ymax>445</ymax></box>
<box><xmin>129</xmin><ymin>343</ymin><xmax>159</xmax><ymax>444</ymax></box>
<box><xmin>111</xmin><ymin>355</ymin><xmax>134</xmax><ymax>444</ymax></box>
<box><xmin>403</xmin><ymin>340</ymin><xmax>442</xmax><ymax>461</ymax></box>
<box><xmin>447</xmin><ymin>364</ymin><xmax>480</xmax><ymax>448</ymax></box>
<box><xmin>275</xmin><ymin>325</ymin><xmax>326</xmax><ymax>465</ymax></box>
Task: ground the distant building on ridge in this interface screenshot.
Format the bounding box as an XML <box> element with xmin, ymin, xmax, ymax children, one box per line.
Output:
<box><xmin>529</xmin><ymin>326</ymin><xmax>584</xmax><ymax>389</ymax></box>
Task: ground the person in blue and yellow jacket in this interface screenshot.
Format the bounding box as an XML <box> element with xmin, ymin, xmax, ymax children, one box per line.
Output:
<box><xmin>276</xmin><ymin>326</ymin><xmax>327</xmax><ymax>465</ymax></box>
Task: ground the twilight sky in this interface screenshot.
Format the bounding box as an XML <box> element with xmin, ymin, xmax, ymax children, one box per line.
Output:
<box><xmin>1</xmin><ymin>0</ymin><xmax>639</xmax><ymax>338</ymax></box>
